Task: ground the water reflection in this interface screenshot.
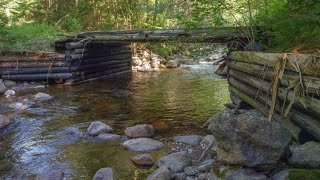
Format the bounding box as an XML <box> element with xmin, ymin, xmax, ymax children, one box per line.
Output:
<box><xmin>0</xmin><ymin>64</ymin><xmax>229</xmax><ymax>179</ymax></box>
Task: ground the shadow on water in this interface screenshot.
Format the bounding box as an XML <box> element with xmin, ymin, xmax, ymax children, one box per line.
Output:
<box><xmin>0</xmin><ymin>63</ymin><xmax>229</xmax><ymax>179</ymax></box>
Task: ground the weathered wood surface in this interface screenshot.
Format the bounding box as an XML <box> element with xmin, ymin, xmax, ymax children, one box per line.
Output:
<box><xmin>229</xmin><ymin>69</ymin><xmax>320</xmax><ymax>119</ymax></box>
<box><xmin>1</xmin><ymin>67</ymin><xmax>70</xmax><ymax>75</ymax></box>
<box><xmin>67</xmin><ymin>70</ymin><xmax>131</xmax><ymax>85</ymax></box>
<box><xmin>231</xmin><ymin>52</ymin><xmax>320</xmax><ymax>77</ymax></box>
<box><xmin>2</xmin><ymin>73</ymin><xmax>73</xmax><ymax>81</ymax></box>
<box><xmin>228</xmin><ymin>61</ymin><xmax>320</xmax><ymax>94</ymax></box>
<box><xmin>229</xmin><ymin>82</ymin><xmax>320</xmax><ymax>142</ymax></box>
<box><xmin>65</xmin><ymin>50</ymin><xmax>131</xmax><ymax>61</ymax></box>
<box><xmin>70</xmin><ymin>59</ymin><xmax>131</xmax><ymax>71</ymax></box>
<box><xmin>0</xmin><ymin>61</ymin><xmax>67</xmax><ymax>68</ymax></box>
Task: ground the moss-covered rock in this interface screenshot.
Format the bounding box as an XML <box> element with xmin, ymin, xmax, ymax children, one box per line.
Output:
<box><xmin>288</xmin><ymin>169</ymin><xmax>320</xmax><ymax>180</ymax></box>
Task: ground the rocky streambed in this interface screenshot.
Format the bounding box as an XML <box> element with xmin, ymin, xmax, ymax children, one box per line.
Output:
<box><xmin>0</xmin><ymin>62</ymin><xmax>230</xmax><ymax>179</ymax></box>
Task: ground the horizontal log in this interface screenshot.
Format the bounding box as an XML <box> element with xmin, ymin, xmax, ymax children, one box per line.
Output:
<box><xmin>65</xmin><ymin>50</ymin><xmax>132</xmax><ymax>61</ymax></box>
<box><xmin>72</xmin><ymin>66</ymin><xmax>131</xmax><ymax>81</ymax></box>
<box><xmin>0</xmin><ymin>61</ymin><xmax>68</xmax><ymax>68</ymax></box>
<box><xmin>2</xmin><ymin>73</ymin><xmax>73</xmax><ymax>81</ymax></box>
<box><xmin>67</xmin><ymin>70</ymin><xmax>131</xmax><ymax>85</ymax></box>
<box><xmin>75</xmin><ymin>63</ymin><xmax>130</xmax><ymax>76</ymax></box>
<box><xmin>229</xmin><ymin>82</ymin><xmax>320</xmax><ymax>141</ymax></box>
<box><xmin>228</xmin><ymin>61</ymin><xmax>320</xmax><ymax>94</ymax></box>
<box><xmin>229</xmin><ymin>69</ymin><xmax>320</xmax><ymax>119</ymax></box>
<box><xmin>66</xmin><ymin>41</ymin><xmax>130</xmax><ymax>50</ymax></box>
<box><xmin>65</xmin><ymin>46</ymin><xmax>130</xmax><ymax>56</ymax></box>
<box><xmin>0</xmin><ymin>54</ymin><xmax>65</xmax><ymax>62</ymax></box>
<box><xmin>70</xmin><ymin>59</ymin><xmax>131</xmax><ymax>71</ymax></box>
<box><xmin>231</xmin><ymin>51</ymin><xmax>320</xmax><ymax>77</ymax></box>
<box><xmin>1</xmin><ymin>67</ymin><xmax>70</xmax><ymax>75</ymax></box>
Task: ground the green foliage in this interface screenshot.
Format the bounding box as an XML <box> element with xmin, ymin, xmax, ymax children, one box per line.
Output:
<box><xmin>0</xmin><ymin>23</ymin><xmax>61</xmax><ymax>53</ymax></box>
<box><xmin>149</xmin><ymin>43</ymin><xmax>178</xmax><ymax>58</ymax></box>
<box><xmin>289</xmin><ymin>169</ymin><xmax>320</xmax><ymax>180</ymax></box>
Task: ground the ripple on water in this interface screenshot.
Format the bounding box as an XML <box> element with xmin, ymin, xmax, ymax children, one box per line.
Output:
<box><xmin>0</xmin><ymin>64</ymin><xmax>230</xmax><ymax>179</ymax></box>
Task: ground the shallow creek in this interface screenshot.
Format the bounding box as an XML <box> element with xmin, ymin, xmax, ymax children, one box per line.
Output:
<box><xmin>0</xmin><ymin>63</ymin><xmax>229</xmax><ymax>179</ymax></box>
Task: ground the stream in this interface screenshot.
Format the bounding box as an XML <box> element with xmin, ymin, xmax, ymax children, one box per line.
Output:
<box><xmin>0</xmin><ymin>63</ymin><xmax>229</xmax><ymax>179</ymax></box>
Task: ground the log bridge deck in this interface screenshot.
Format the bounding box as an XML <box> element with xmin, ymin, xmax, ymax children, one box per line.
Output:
<box><xmin>1</xmin><ymin>28</ymin><xmax>248</xmax><ymax>84</ymax></box>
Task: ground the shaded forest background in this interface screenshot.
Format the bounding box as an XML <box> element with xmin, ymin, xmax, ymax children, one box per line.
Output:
<box><xmin>0</xmin><ymin>0</ymin><xmax>319</xmax><ymax>53</ymax></box>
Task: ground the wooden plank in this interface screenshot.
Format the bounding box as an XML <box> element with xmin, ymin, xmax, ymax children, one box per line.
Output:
<box><xmin>231</xmin><ymin>51</ymin><xmax>320</xmax><ymax>77</ymax></box>
<box><xmin>2</xmin><ymin>73</ymin><xmax>73</xmax><ymax>81</ymax></box>
<box><xmin>228</xmin><ymin>61</ymin><xmax>320</xmax><ymax>94</ymax></box>
<box><xmin>70</xmin><ymin>59</ymin><xmax>131</xmax><ymax>71</ymax></box>
<box><xmin>1</xmin><ymin>67</ymin><xmax>70</xmax><ymax>75</ymax></box>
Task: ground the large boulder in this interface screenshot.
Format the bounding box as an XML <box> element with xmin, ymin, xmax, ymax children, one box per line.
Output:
<box><xmin>87</xmin><ymin>121</ymin><xmax>113</xmax><ymax>136</ymax></box>
<box><xmin>93</xmin><ymin>167</ymin><xmax>114</xmax><ymax>180</ymax></box>
<box><xmin>210</xmin><ymin>110</ymin><xmax>292</xmax><ymax>170</ymax></box>
<box><xmin>147</xmin><ymin>166</ymin><xmax>171</xmax><ymax>180</ymax></box>
<box><xmin>124</xmin><ymin>124</ymin><xmax>154</xmax><ymax>138</ymax></box>
<box><xmin>123</xmin><ymin>138</ymin><xmax>164</xmax><ymax>152</ymax></box>
<box><xmin>156</xmin><ymin>151</ymin><xmax>192</xmax><ymax>173</ymax></box>
<box><xmin>173</xmin><ymin>135</ymin><xmax>203</xmax><ymax>146</ymax></box>
<box><xmin>288</xmin><ymin>141</ymin><xmax>320</xmax><ymax>168</ymax></box>
<box><xmin>0</xmin><ymin>114</ymin><xmax>10</xmax><ymax>129</ymax></box>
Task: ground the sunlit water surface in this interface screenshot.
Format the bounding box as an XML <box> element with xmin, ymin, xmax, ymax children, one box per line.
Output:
<box><xmin>0</xmin><ymin>63</ymin><xmax>229</xmax><ymax>179</ymax></box>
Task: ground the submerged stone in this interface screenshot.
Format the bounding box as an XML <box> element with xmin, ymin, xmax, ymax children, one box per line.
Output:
<box><xmin>173</xmin><ymin>135</ymin><xmax>203</xmax><ymax>146</ymax></box>
<box><xmin>123</xmin><ymin>138</ymin><xmax>164</xmax><ymax>152</ymax></box>
<box><xmin>0</xmin><ymin>114</ymin><xmax>10</xmax><ymax>129</ymax></box>
<box><xmin>87</xmin><ymin>121</ymin><xmax>113</xmax><ymax>136</ymax></box>
<box><xmin>147</xmin><ymin>166</ymin><xmax>171</xmax><ymax>180</ymax></box>
<box><xmin>131</xmin><ymin>154</ymin><xmax>154</xmax><ymax>167</ymax></box>
<box><xmin>93</xmin><ymin>167</ymin><xmax>114</xmax><ymax>180</ymax></box>
<box><xmin>97</xmin><ymin>133</ymin><xmax>127</xmax><ymax>141</ymax></box>
<box><xmin>124</xmin><ymin>124</ymin><xmax>154</xmax><ymax>138</ymax></box>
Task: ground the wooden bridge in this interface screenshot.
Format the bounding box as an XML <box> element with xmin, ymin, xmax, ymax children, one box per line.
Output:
<box><xmin>1</xmin><ymin>28</ymin><xmax>250</xmax><ymax>84</ymax></box>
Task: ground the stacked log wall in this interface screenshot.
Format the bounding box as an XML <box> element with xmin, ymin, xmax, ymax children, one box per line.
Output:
<box><xmin>0</xmin><ymin>42</ymin><xmax>132</xmax><ymax>83</ymax></box>
<box><xmin>228</xmin><ymin>51</ymin><xmax>320</xmax><ymax>141</ymax></box>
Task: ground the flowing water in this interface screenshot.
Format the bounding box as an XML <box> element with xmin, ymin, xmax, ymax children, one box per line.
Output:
<box><xmin>0</xmin><ymin>63</ymin><xmax>229</xmax><ymax>180</ymax></box>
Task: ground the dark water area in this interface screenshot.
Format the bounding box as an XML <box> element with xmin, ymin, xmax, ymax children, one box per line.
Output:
<box><xmin>0</xmin><ymin>63</ymin><xmax>229</xmax><ymax>179</ymax></box>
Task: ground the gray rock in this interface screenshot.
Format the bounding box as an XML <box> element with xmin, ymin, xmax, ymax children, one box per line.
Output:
<box><xmin>210</xmin><ymin>109</ymin><xmax>292</xmax><ymax>170</ymax></box>
<box><xmin>173</xmin><ymin>135</ymin><xmax>203</xmax><ymax>146</ymax></box>
<box><xmin>132</xmin><ymin>57</ymin><xmax>143</xmax><ymax>66</ymax></box>
<box><xmin>0</xmin><ymin>114</ymin><xmax>10</xmax><ymax>129</ymax></box>
<box><xmin>4</xmin><ymin>89</ymin><xmax>15</xmax><ymax>96</ymax></box>
<box><xmin>97</xmin><ymin>133</ymin><xmax>127</xmax><ymax>141</ymax></box>
<box><xmin>272</xmin><ymin>170</ymin><xmax>289</xmax><ymax>180</ymax></box>
<box><xmin>9</xmin><ymin>102</ymin><xmax>31</xmax><ymax>110</ymax></box>
<box><xmin>123</xmin><ymin>138</ymin><xmax>164</xmax><ymax>152</ymax></box>
<box><xmin>34</xmin><ymin>92</ymin><xmax>53</xmax><ymax>101</ymax></box>
<box><xmin>36</xmin><ymin>170</ymin><xmax>64</xmax><ymax>180</ymax></box>
<box><xmin>3</xmin><ymin>80</ymin><xmax>17</xmax><ymax>87</ymax></box>
<box><xmin>124</xmin><ymin>124</ymin><xmax>154</xmax><ymax>138</ymax></box>
<box><xmin>157</xmin><ymin>151</ymin><xmax>192</xmax><ymax>173</ymax></box>
<box><xmin>0</xmin><ymin>82</ymin><xmax>6</xmax><ymax>93</ymax></box>
<box><xmin>166</xmin><ymin>59</ymin><xmax>180</xmax><ymax>68</ymax></box>
<box><xmin>93</xmin><ymin>167</ymin><xmax>114</xmax><ymax>180</ymax></box>
<box><xmin>34</xmin><ymin>85</ymin><xmax>46</xmax><ymax>89</ymax></box>
<box><xmin>64</xmin><ymin>127</ymin><xmax>83</xmax><ymax>136</ymax></box>
<box><xmin>198</xmin><ymin>159</ymin><xmax>216</xmax><ymax>172</ymax></box>
<box><xmin>87</xmin><ymin>121</ymin><xmax>113</xmax><ymax>136</ymax></box>
<box><xmin>288</xmin><ymin>141</ymin><xmax>320</xmax><ymax>168</ymax></box>
<box><xmin>137</xmin><ymin>63</ymin><xmax>152</xmax><ymax>72</ymax></box>
<box><xmin>131</xmin><ymin>154</ymin><xmax>154</xmax><ymax>167</ymax></box>
<box><xmin>147</xmin><ymin>166</ymin><xmax>171</xmax><ymax>180</ymax></box>
<box><xmin>172</xmin><ymin>173</ymin><xmax>187</xmax><ymax>180</ymax></box>
<box><xmin>186</xmin><ymin>176</ymin><xmax>195</xmax><ymax>180</ymax></box>
<box><xmin>225</xmin><ymin>169</ymin><xmax>268</xmax><ymax>180</ymax></box>
<box><xmin>184</xmin><ymin>166</ymin><xmax>198</xmax><ymax>176</ymax></box>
